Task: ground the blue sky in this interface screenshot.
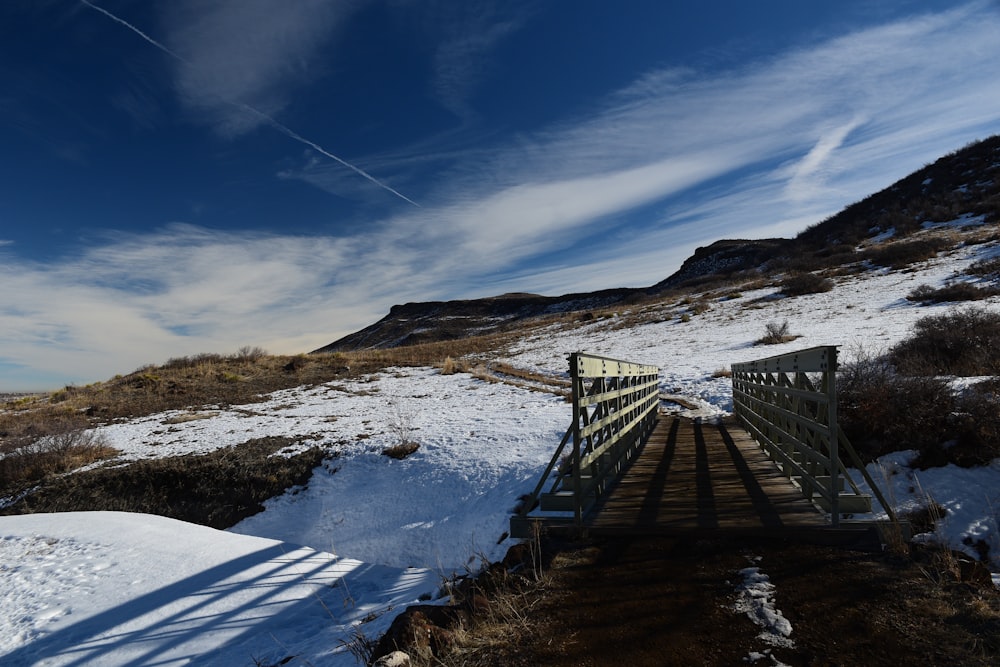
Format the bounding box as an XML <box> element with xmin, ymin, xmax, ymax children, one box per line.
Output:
<box><xmin>3</xmin><ymin>1</ymin><xmax>1000</xmax><ymax>391</ymax></box>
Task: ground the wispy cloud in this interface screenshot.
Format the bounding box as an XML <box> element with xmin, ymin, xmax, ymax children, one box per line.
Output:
<box><xmin>428</xmin><ymin>1</ymin><xmax>530</xmax><ymax>120</ymax></box>
<box><xmin>160</xmin><ymin>0</ymin><xmax>358</xmax><ymax>136</ymax></box>
<box><xmin>402</xmin><ymin>1</ymin><xmax>1000</xmax><ymax>288</ymax></box>
<box><xmin>82</xmin><ymin>0</ymin><xmax>418</xmax><ymax>206</ymax></box>
<box><xmin>0</xmin><ymin>225</ymin><xmax>399</xmax><ymax>386</ymax></box>
<box><xmin>6</xmin><ymin>2</ymin><xmax>1000</xmax><ymax>388</ymax></box>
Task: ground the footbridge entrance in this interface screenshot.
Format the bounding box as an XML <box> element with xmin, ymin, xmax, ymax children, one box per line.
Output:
<box><xmin>510</xmin><ymin>348</ymin><xmax>898</xmax><ymax>542</ymax></box>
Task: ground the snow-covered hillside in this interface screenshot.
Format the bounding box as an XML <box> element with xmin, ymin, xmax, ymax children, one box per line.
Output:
<box><xmin>3</xmin><ymin>238</ymin><xmax>1000</xmax><ymax>665</ymax></box>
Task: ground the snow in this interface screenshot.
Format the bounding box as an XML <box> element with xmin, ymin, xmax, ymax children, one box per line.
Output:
<box><xmin>89</xmin><ymin>369</ymin><xmax>570</xmax><ymax>570</ymax></box>
<box><xmin>734</xmin><ymin>561</ymin><xmax>794</xmax><ymax>649</ymax></box>
<box><xmin>4</xmin><ymin>233</ymin><xmax>1000</xmax><ymax>664</ymax></box>
<box><xmin>0</xmin><ymin>512</ymin><xmax>439</xmax><ymax>666</ymax></box>
<box><xmin>867</xmin><ymin>226</ymin><xmax>896</xmax><ymax>243</ymax></box>
<box><xmin>509</xmin><ymin>241</ymin><xmax>999</xmax><ymax>417</ymax></box>
<box><xmin>849</xmin><ymin>452</ymin><xmax>1000</xmax><ymax>569</ymax></box>
<box><xmin>922</xmin><ymin>213</ymin><xmax>987</xmax><ymax>229</ymax></box>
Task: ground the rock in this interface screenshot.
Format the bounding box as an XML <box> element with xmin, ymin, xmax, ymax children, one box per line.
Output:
<box><xmin>956</xmin><ymin>552</ymin><xmax>994</xmax><ymax>588</ymax></box>
<box><xmin>373</xmin><ymin>650</ymin><xmax>411</xmax><ymax>667</ymax></box>
<box><xmin>371</xmin><ymin>605</ymin><xmax>468</xmax><ymax>662</ymax></box>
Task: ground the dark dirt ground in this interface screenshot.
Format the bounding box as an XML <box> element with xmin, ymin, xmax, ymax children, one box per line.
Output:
<box><xmin>467</xmin><ymin>535</ymin><xmax>1000</xmax><ymax>667</ymax></box>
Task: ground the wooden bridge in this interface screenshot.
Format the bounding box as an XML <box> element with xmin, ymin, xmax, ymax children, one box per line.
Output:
<box><xmin>510</xmin><ymin>349</ymin><xmax>898</xmax><ymax>543</ymax></box>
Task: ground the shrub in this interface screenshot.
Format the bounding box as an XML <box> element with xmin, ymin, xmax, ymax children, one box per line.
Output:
<box><xmin>906</xmin><ymin>282</ymin><xmax>1000</xmax><ymax>304</ymax></box>
<box><xmin>890</xmin><ymin>307</ymin><xmax>1000</xmax><ymax>375</ymax></box>
<box><xmin>780</xmin><ymin>272</ymin><xmax>833</xmax><ymax>296</ymax></box>
<box><xmin>863</xmin><ymin>238</ymin><xmax>949</xmax><ymax>269</ymax></box>
<box><xmin>949</xmin><ymin>378</ymin><xmax>1000</xmax><ymax>466</ymax></box>
<box><xmin>839</xmin><ymin>343</ymin><xmax>1000</xmax><ymax>467</ymax></box>
<box><xmin>0</xmin><ymin>427</ymin><xmax>119</xmax><ymax>497</ymax></box>
<box><xmin>382</xmin><ymin>442</ymin><xmax>420</xmax><ymax>460</ymax></box>
<box><xmin>233</xmin><ymin>346</ymin><xmax>267</xmax><ymax>363</ymax></box>
<box><xmin>838</xmin><ymin>349</ymin><xmax>954</xmax><ymax>462</ymax></box>
<box><xmin>756</xmin><ymin>320</ymin><xmax>796</xmax><ymax>345</ymax></box>
<box><xmin>964</xmin><ymin>256</ymin><xmax>1000</xmax><ymax>280</ymax></box>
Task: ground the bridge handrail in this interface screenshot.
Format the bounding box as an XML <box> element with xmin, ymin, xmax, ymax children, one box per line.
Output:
<box><xmin>513</xmin><ymin>352</ymin><xmax>660</xmax><ymax>532</ymax></box>
<box><xmin>731</xmin><ymin>345</ymin><xmax>897</xmax><ymax>525</ymax></box>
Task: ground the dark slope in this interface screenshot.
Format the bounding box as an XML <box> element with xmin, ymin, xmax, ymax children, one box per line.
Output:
<box><xmin>311</xmin><ymin>289</ymin><xmax>642</xmax><ymax>353</ymax></box>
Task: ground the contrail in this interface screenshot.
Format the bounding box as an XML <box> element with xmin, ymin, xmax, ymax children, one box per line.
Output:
<box><xmin>235</xmin><ymin>104</ymin><xmax>421</xmax><ymax>207</ymax></box>
<box><xmin>81</xmin><ymin>0</ymin><xmax>187</xmax><ymax>63</ymax></box>
<box><xmin>79</xmin><ymin>0</ymin><xmax>419</xmax><ymax>207</ymax></box>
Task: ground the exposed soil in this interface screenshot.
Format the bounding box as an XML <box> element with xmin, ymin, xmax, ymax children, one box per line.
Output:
<box><xmin>443</xmin><ymin>536</ymin><xmax>1000</xmax><ymax>667</ymax></box>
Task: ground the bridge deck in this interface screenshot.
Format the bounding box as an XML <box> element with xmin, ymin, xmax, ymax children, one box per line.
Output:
<box><xmin>584</xmin><ymin>415</ymin><xmax>835</xmax><ymax>536</ymax></box>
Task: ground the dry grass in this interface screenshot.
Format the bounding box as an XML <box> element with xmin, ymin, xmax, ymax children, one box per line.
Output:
<box><xmin>393</xmin><ymin>542</ymin><xmax>551</xmax><ymax>667</ymax></box>
<box><xmin>0</xmin><ymin>419</ymin><xmax>119</xmax><ymax>499</ymax></box>
<box><xmin>0</xmin><ymin>332</ymin><xmax>525</xmax><ymax>446</ymax></box>
<box><xmin>1</xmin><ymin>437</ymin><xmax>328</xmax><ymax>528</ymax></box>
<box><xmin>478</xmin><ymin>362</ymin><xmax>571</xmax><ymax>395</ymax></box>
<box><xmin>0</xmin><ymin>332</ymin><xmax>542</xmax><ymax>526</ymax></box>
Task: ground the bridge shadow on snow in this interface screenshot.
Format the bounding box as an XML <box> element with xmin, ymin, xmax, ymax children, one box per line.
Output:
<box><xmin>3</xmin><ymin>542</ymin><xmax>376</xmax><ymax>666</ymax></box>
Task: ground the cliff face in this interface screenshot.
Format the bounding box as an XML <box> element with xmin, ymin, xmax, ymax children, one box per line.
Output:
<box><xmin>647</xmin><ymin>239</ymin><xmax>790</xmax><ymax>292</ymax></box>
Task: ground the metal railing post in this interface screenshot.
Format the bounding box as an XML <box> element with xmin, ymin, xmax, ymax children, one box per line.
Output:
<box><xmin>570</xmin><ymin>353</ymin><xmax>584</xmax><ymax>529</ymax></box>
<box><xmin>826</xmin><ymin>348</ymin><xmax>840</xmax><ymax>527</ymax></box>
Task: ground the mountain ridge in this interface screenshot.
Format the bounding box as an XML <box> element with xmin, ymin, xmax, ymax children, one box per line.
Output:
<box><xmin>314</xmin><ymin>135</ymin><xmax>1000</xmax><ymax>353</ymax></box>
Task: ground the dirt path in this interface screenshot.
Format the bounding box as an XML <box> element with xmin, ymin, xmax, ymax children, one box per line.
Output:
<box><xmin>490</xmin><ymin>536</ymin><xmax>1000</xmax><ymax>667</ymax></box>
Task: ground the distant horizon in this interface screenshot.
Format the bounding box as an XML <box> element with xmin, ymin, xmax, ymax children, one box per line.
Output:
<box><xmin>3</xmin><ymin>1</ymin><xmax>1000</xmax><ymax>391</ymax></box>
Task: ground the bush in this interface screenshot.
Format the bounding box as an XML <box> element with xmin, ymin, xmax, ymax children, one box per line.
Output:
<box><xmin>906</xmin><ymin>282</ymin><xmax>1000</xmax><ymax>304</ymax></box>
<box><xmin>838</xmin><ymin>349</ymin><xmax>954</xmax><ymax>462</ymax></box>
<box><xmin>382</xmin><ymin>442</ymin><xmax>420</xmax><ymax>460</ymax></box>
<box><xmin>233</xmin><ymin>346</ymin><xmax>267</xmax><ymax>363</ymax></box>
<box><xmin>863</xmin><ymin>239</ymin><xmax>949</xmax><ymax>269</ymax></box>
<box><xmin>839</xmin><ymin>343</ymin><xmax>1000</xmax><ymax>467</ymax></box>
<box><xmin>949</xmin><ymin>378</ymin><xmax>1000</xmax><ymax>466</ymax></box>
<box><xmin>0</xmin><ymin>428</ymin><xmax>118</xmax><ymax>497</ymax></box>
<box><xmin>964</xmin><ymin>256</ymin><xmax>1000</xmax><ymax>280</ymax></box>
<box><xmin>890</xmin><ymin>307</ymin><xmax>1000</xmax><ymax>375</ymax></box>
<box><xmin>756</xmin><ymin>320</ymin><xmax>796</xmax><ymax>345</ymax></box>
<box><xmin>780</xmin><ymin>272</ymin><xmax>833</xmax><ymax>296</ymax></box>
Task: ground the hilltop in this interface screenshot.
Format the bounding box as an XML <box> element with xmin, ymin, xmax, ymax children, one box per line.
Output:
<box><xmin>317</xmin><ymin>135</ymin><xmax>1000</xmax><ymax>352</ymax></box>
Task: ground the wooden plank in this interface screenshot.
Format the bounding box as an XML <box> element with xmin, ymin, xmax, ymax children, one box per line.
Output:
<box><xmin>586</xmin><ymin>416</ymin><xmax>828</xmax><ymax>534</ymax></box>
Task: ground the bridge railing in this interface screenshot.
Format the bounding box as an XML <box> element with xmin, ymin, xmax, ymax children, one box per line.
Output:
<box><xmin>510</xmin><ymin>352</ymin><xmax>660</xmax><ymax>537</ymax></box>
<box><xmin>731</xmin><ymin>345</ymin><xmax>896</xmax><ymax>526</ymax></box>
